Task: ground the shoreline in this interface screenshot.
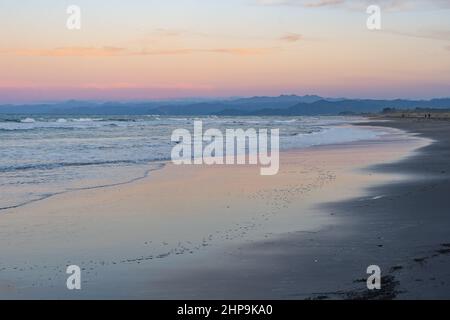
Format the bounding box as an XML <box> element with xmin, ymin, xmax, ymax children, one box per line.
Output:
<box><xmin>139</xmin><ymin>123</ymin><xmax>434</xmax><ymax>300</ymax></box>
<box><xmin>150</xmin><ymin>118</ymin><xmax>450</xmax><ymax>300</ymax></box>
<box><xmin>0</xmin><ymin>162</ymin><xmax>166</xmax><ymax>212</ymax></box>
<box><xmin>0</xmin><ymin>120</ymin><xmax>434</xmax><ymax>299</ymax></box>
<box><xmin>0</xmin><ymin>119</ymin><xmax>384</xmax><ymax>212</ymax></box>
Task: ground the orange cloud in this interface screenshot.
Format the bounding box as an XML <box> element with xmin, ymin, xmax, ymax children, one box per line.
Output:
<box><xmin>134</xmin><ymin>47</ymin><xmax>276</xmax><ymax>56</ymax></box>
<box><xmin>279</xmin><ymin>33</ymin><xmax>303</xmax><ymax>42</ymax></box>
<box><xmin>205</xmin><ymin>47</ymin><xmax>276</xmax><ymax>55</ymax></box>
<box><xmin>1</xmin><ymin>46</ymin><xmax>276</xmax><ymax>57</ymax></box>
<box><xmin>8</xmin><ymin>46</ymin><xmax>126</xmax><ymax>57</ymax></box>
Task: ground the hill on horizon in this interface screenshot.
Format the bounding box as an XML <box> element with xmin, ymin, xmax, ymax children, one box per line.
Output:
<box><xmin>0</xmin><ymin>95</ymin><xmax>449</xmax><ymax>116</ymax></box>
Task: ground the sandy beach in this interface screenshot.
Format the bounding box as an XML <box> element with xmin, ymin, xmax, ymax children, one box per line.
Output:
<box><xmin>1</xmin><ymin>120</ymin><xmax>441</xmax><ymax>299</ymax></box>
<box><xmin>2</xmin><ymin>0</ymin><xmax>450</xmax><ymax>307</ymax></box>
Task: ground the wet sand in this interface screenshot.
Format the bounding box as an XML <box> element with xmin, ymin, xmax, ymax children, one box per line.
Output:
<box><xmin>0</xmin><ymin>123</ymin><xmax>433</xmax><ymax>299</ymax></box>
<box><xmin>152</xmin><ymin>118</ymin><xmax>450</xmax><ymax>300</ymax></box>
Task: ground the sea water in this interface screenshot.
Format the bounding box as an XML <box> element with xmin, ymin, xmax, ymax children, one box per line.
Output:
<box><xmin>0</xmin><ymin>115</ymin><xmax>380</xmax><ymax>210</ymax></box>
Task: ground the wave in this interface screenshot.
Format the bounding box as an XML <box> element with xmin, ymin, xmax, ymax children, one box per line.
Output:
<box><xmin>71</xmin><ymin>118</ymin><xmax>103</xmax><ymax>122</ymax></box>
<box><xmin>0</xmin><ymin>117</ymin><xmax>139</xmax><ymax>123</ymax></box>
<box><xmin>0</xmin><ymin>162</ymin><xmax>166</xmax><ymax>212</ymax></box>
<box><xmin>0</xmin><ymin>158</ymin><xmax>170</xmax><ymax>173</ymax></box>
<box><xmin>0</xmin><ymin>119</ymin><xmax>23</xmax><ymax>123</ymax></box>
<box><xmin>20</xmin><ymin>118</ymin><xmax>36</xmax><ymax>123</ymax></box>
<box><xmin>0</xmin><ymin>126</ymin><xmax>78</xmax><ymax>132</ymax></box>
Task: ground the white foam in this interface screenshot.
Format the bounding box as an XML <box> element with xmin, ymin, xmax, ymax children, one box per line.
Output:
<box><xmin>20</xmin><ymin>118</ymin><xmax>35</xmax><ymax>123</ymax></box>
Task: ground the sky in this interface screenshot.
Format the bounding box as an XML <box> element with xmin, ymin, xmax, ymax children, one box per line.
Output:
<box><xmin>0</xmin><ymin>0</ymin><xmax>449</xmax><ymax>103</ymax></box>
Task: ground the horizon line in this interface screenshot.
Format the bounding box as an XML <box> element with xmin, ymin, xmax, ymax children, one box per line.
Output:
<box><xmin>1</xmin><ymin>94</ymin><xmax>450</xmax><ymax>106</ymax></box>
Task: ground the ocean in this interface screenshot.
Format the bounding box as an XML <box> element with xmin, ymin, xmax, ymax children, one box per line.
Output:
<box><xmin>0</xmin><ymin>115</ymin><xmax>380</xmax><ymax>210</ymax></box>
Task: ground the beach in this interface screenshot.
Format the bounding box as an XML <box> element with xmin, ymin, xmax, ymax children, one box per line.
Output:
<box><xmin>2</xmin><ymin>0</ymin><xmax>449</xmax><ymax>306</ymax></box>
<box><xmin>2</xmin><ymin>118</ymin><xmax>446</xmax><ymax>299</ymax></box>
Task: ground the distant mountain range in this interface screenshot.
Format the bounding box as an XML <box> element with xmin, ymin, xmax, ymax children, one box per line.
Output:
<box><xmin>1</xmin><ymin>95</ymin><xmax>449</xmax><ymax>116</ymax></box>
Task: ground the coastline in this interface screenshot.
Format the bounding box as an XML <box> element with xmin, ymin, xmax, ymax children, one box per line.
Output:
<box><xmin>347</xmin><ymin>118</ymin><xmax>450</xmax><ymax>299</ymax></box>
<box><xmin>0</xmin><ymin>120</ymin><xmax>435</xmax><ymax>299</ymax></box>
<box><xmin>148</xmin><ymin>118</ymin><xmax>450</xmax><ymax>300</ymax></box>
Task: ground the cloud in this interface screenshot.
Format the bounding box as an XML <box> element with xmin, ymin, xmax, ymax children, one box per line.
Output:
<box><xmin>256</xmin><ymin>0</ymin><xmax>343</xmax><ymax>7</ymax></box>
<box><xmin>205</xmin><ymin>47</ymin><xmax>276</xmax><ymax>55</ymax></box>
<box><xmin>383</xmin><ymin>28</ymin><xmax>450</xmax><ymax>54</ymax></box>
<box><xmin>384</xmin><ymin>28</ymin><xmax>450</xmax><ymax>42</ymax></box>
<box><xmin>132</xmin><ymin>48</ymin><xmax>194</xmax><ymax>55</ymax></box>
<box><xmin>279</xmin><ymin>33</ymin><xmax>303</xmax><ymax>42</ymax></box>
<box><xmin>254</xmin><ymin>0</ymin><xmax>450</xmax><ymax>11</ymax></box>
<box><xmin>1</xmin><ymin>46</ymin><xmax>276</xmax><ymax>57</ymax></box>
<box><xmin>135</xmin><ymin>47</ymin><xmax>277</xmax><ymax>56</ymax></box>
<box><xmin>152</xmin><ymin>28</ymin><xmax>185</xmax><ymax>37</ymax></box>
<box><xmin>4</xmin><ymin>47</ymin><xmax>126</xmax><ymax>57</ymax></box>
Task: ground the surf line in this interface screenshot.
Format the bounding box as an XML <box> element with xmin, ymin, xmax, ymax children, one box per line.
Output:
<box><xmin>171</xmin><ymin>120</ymin><xmax>279</xmax><ymax>175</ymax></box>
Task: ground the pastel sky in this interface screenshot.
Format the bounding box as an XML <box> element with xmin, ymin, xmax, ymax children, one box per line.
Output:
<box><xmin>0</xmin><ymin>0</ymin><xmax>449</xmax><ymax>103</ymax></box>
